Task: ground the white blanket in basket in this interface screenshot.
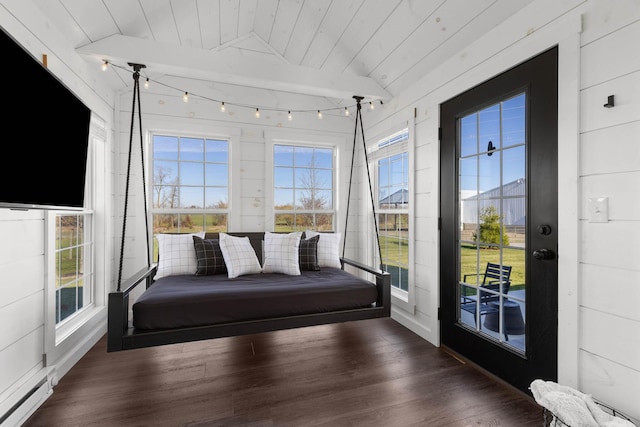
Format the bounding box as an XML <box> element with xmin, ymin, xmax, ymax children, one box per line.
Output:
<box><xmin>530</xmin><ymin>380</ymin><xmax>635</xmax><ymax>427</ymax></box>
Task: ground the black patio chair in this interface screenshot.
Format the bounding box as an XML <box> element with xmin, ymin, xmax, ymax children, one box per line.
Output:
<box><xmin>460</xmin><ymin>262</ymin><xmax>512</xmax><ymax>335</ymax></box>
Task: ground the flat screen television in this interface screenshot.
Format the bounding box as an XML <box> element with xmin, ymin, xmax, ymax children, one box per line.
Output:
<box><xmin>0</xmin><ymin>26</ymin><xmax>91</xmax><ymax>210</ymax></box>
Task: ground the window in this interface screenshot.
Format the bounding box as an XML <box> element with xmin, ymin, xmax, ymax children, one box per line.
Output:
<box><xmin>151</xmin><ymin>134</ymin><xmax>229</xmax><ymax>256</ymax></box>
<box><xmin>46</xmin><ymin>114</ymin><xmax>104</xmax><ymax>349</ymax></box>
<box><xmin>273</xmin><ymin>144</ymin><xmax>335</xmax><ymax>231</ymax></box>
<box><xmin>372</xmin><ymin>129</ymin><xmax>410</xmax><ymax>291</ymax></box>
<box><xmin>53</xmin><ymin>212</ymin><xmax>93</xmax><ymax>324</ymax></box>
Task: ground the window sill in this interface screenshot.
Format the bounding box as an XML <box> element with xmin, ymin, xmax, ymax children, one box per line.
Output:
<box><xmin>55</xmin><ymin>305</ymin><xmax>103</xmax><ymax>347</ymax></box>
<box><xmin>391</xmin><ymin>288</ymin><xmax>415</xmax><ymax>314</ymax></box>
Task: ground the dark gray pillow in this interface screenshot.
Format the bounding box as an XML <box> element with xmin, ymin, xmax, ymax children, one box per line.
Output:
<box><xmin>298</xmin><ymin>235</ymin><xmax>321</xmax><ymax>271</ymax></box>
<box><xmin>193</xmin><ymin>236</ymin><xmax>227</xmax><ymax>276</ymax></box>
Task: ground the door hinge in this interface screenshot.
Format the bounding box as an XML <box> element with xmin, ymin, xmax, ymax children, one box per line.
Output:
<box><xmin>438</xmin><ymin>217</ymin><xmax>442</xmax><ymax>230</ymax></box>
<box><xmin>438</xmin><ymin>127</ymin><xmax>442</xmax><ymax>141</ymax></box>
<box><xmin>437</xmin><ymin>307</ymin><xmax>441</xmax><ymax>320</ymax></box>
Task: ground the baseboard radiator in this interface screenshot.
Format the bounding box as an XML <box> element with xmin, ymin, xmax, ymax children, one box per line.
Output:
<box><xmin>0</xmin><ymin>371</ymin><xmax>53</xmax><ymax>427</ymax></box>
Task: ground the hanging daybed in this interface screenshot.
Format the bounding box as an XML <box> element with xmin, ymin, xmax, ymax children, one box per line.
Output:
<box><xmin>107</xmin><ymin>65</ymin><xmax>389</xmax><ymax>352</ymax></box>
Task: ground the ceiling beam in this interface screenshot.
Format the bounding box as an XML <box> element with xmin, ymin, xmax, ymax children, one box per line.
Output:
<box><xmin>77</xmin><ymin>34</ymin><xmax>391</xmax><ymax>101</ymax></box>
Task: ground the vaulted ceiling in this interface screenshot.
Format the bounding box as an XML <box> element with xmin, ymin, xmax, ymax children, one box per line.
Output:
<box><xmin>33</xmin><ymin>0</ymin><xmax>534</xmax><ymax>104</ymax></box>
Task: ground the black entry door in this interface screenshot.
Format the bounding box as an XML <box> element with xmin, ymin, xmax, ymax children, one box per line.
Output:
<box><xmin>439</xmin><ymin>46</ymin><xmax>558</xmax><ymax>393</ymax></box>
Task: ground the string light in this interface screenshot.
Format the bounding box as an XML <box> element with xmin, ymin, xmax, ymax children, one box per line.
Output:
<box><xmin>101</xmin><ymin>61</ymin><xmax>385</xmax><ymax>119</ymax></box>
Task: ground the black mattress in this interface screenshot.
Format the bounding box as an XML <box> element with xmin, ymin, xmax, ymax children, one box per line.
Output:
<box><xmin>132</xmin><ymin>268</ymin><xmax>378</xmax><ymax>330</ymax></box>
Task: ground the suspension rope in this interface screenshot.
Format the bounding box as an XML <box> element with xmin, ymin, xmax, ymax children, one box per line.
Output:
<box><xmin>117</xmin><ymin>63</ymin><xmax>149</xmax><ymax>291</ymax></box>
<box><xmin>342</xmin><ymin>96</ymin><xmax>383</xmax><ymax>270</ymax></box>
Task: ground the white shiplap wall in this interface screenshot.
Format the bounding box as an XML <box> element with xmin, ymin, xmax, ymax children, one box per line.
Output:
<box><xmin>361</xmin><ymin>0</ymin><xmax>639</xmax><ymax>423</ymax></box>
<box><xmin>578</xmin><ymin>2</ymin><xmax>640</xmax><ymax>418</ymax></box>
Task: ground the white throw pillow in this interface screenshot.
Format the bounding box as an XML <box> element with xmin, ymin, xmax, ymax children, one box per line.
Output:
<box><xmin>305</xmin><ymin>231</ymin><xmax>342</xmax><ymax>268</ymax></box>
<box><xmin>155</xmin><ymin>232</ymin><xmax>205</xmax><ymax>279</ymax></box>
<box><xmin>218</xmin><ymin>232</ymin><xmax>262</xmax><ymax>278</ymax></box>
<box><xmin>262</xmin><ymin>232</ymin><xmax>302</xmax><ymax>275</ymax></box>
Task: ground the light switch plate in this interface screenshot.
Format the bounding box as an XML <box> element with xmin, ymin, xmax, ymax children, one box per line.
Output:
<box><xmin>588</xmin><ymin>197</ymin><xmax>609</xmax><ymax>223</ymax></box>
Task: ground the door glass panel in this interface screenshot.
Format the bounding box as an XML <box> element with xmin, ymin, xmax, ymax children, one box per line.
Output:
<box><xmin>458</xmin><ymin>92</ymin><xmax>527</xmax><ymax>353</ymax></box>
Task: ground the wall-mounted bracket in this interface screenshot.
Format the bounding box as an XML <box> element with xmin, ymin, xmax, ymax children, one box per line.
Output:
<box><xmin>603</xmin><ymin>95</ymin><xmax>615</xmax><ymax>108</ymax></box>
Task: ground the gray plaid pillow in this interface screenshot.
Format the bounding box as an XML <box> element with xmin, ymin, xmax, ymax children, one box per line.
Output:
<box><xmin>192</xmin><ymin>236</ymin><xmax>227</xmax><ymax>276</ymax></box>
<box><xmin>299</xmin><ymin>235</ymin><xmax>321</xmax><ymax>271</ymax></box>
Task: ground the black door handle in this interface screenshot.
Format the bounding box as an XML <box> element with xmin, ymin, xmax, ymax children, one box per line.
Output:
<box><xmin>533</xmin><ymin>248</ymin><xmax>554</xmax><ymax>260</ymax></box>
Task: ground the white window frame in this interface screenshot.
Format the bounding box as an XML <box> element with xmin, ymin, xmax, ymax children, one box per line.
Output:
<box><xmin>368</xmin><ymin>122</ymin><xmax>415</xmax><ymax>313</ymax></box>
<box><xmin>45</xmin><ymin>115</ymin><xmax>105</xmax><ymax>352</ymax></box>
<box><xmin>265</xmin><ymin>131</ymin><xmax>341</xmax><ymax>233</ymax></box>
<box><xmin>149</xmin><ymin>131</ymin><xmax>231</xmax><ymax>236</ymax></box>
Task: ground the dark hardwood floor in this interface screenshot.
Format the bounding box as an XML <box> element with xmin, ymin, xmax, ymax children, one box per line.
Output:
<box><xmin>23</xmin><ymin>318</ymin><xmax>544</xmax><ymax>426</ymax></box>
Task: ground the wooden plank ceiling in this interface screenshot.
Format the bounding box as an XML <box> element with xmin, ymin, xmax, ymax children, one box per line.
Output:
<box><xmin>32</xmin><ymin>0</ymin><xmax>534</xmax><ymax>104</ymax></box>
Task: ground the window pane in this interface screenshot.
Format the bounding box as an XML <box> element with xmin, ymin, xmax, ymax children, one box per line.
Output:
<box><xmin>179</xmin><ymin>187</ymin><xmax>204</xmax><ymax>208</ymax></box>
<box><xmin>294</xmin><ymin>167</ymin><xmax>313</xmax><ymax>188</ymax></box>
<box><xmin>294</xmin><ymin>146</ymin><xmax>313</xmax><ymax>166</ymax></box>
<box><xmin>503</xmin><ymin>145</ymin><xmax>526</xmax><ymax>185</ymax></box>
<box><xmin>315</xmin><ymin>169</ymin><xmax>333</xmax><ymax>189</ymax></box>
<box><xmin>479</xmin><ymin>104</ymin><xmax>500</xmax><ymax>151</ymax></box>
<box><xmin>153</xmin><ymin>135</ymin><xmax>179</xmax><ymax>160</ymax></box>
<box><xmin>153</xmin><ymin>214</ymin><xmax>179</xmax><ymax>234</ymax></box>
<box><xmin>205</xmin><ymin>139</ymin><xmax>228</xmax><ymax>163</ymax></box>
<box><xmin>502</xmin><ymin>93</ymin><xmax>526</xmax><ymax>148</ymax></box>
<box><xmin>460</xmin><ymin>114</ymin><xmax>478</xmax><ymax>157</ymax></box>
<box><xmin>275</xmin><ymin>167</ymin><xmax>294</xmax><ymax>187</ymax></box>
<box><xmin>314</xmin><ymin>148</ymin><xmax>332</xmax><ymax>168</ymax></box>
<box><xmin>315</xmin><ymin>214</ymin><xmax>333</xmax><ymax>231</ymax></box>
<box><xmin>204</xmin><ymin>214</ymin><xmax>227</xmax><ymax>232</ymax></box>
<box><xmin>315</xmin><ymin>189</ymin><xmax>333</xmax><ymax>210</ymax></box>
<box><xmin>205</xmin><ymin>163</ymin><xmax>228</xmax><ymax>186</ymax></box>
<box><xmin>180</xmin><ymin>137</ymin><xmax>204</xmax><ymax>162</ymax></box>
<box><xmin>478</xmin><ymin>151</ymin><xmax>500</xmax><ymax>194</ymax></box>
<box><xmin>205</xmin><ymin>187</ymin><xmax>227</xmax><ymax>208</ymax></box>
<box><xmin>274</xmin><ymin>144</ymin><xmax>334</xmax><ymax>230</ymax></box>
<box><xmin>274</xmin><ymin>189</ymin><xmax>294</xmax><ymax>209</ymax></box>
<box><xmin>379</xmin><ymin>158</ymin><xmax>389</xmax><ymax>187</ymax></box>
<box><xmin>295</xmin><ymin>213</ymin><xmax>313</xmax><ymax>228</ymax></box>
<box><xmin>274</xmin><ymin>145</ymin><xmax>294</xmax><ymax>166</ymax></box>
<box><xmin>275</xmin><ymin>213</ymin><xmax>294</xmax><ymax>231</ymax></box>
<box><xmin>181</xmin><ymin>162</ymin><xmax>204</xmax><ymax>186</ymax></box>
<box><xmin>54</xmin><ymin>213</ymin><xmax>91</xmax><ymax>325</ymax></box>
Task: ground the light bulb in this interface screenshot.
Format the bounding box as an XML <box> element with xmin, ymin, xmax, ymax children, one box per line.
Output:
<box><xmin>101</xmin><ymin>61</ymin><xmax>108</xmax><ymax>71</ymax></box>
<box><xmin>317</xmin><ymin>110</ymin><xmax>323</xmax><ymax>119</ymax></box>
<box><xmin>344</xmin><ymin>107</ymin><xmax>350</xmax><ymax>116</ymax></box>
<box><xmin>369</xmin><ymin>101</ymin><xmax>374</xmax><ymax>110</ymax></box>
<box><xmin>144</xmin><ymin>78</ymin><xmax>149</xmax><ymax>89</ymax></box>
<box><xmin>183</xmin><ymin>92</ymin><xmax>189</xmax><ymax>102</ymax></box>
<box><xmin>288</xmin><ymin>111</ymin><xmax>292</xmax><ymax>121</ymax></box>
<box><xmin>255</xmin><ymin>108</ymin><xmax>260</xmax><ymax>118</ymax></box>
<box><xmin>220</xmin><ymin>102</ymin><xmax>226</xmax><ymax>112</ymax></box>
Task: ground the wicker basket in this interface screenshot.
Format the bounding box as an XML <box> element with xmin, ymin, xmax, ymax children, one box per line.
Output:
<box><xmin>542</xmin><ymin>402</ymin><xmax>635</xmax><ymax>426</ymax></box>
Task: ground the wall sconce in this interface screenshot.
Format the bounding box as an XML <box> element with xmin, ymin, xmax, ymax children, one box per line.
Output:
<box><xmin>603</xmin><ymin>95</ymin><xmax>615</xmax><ymax>108</ymax></box>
